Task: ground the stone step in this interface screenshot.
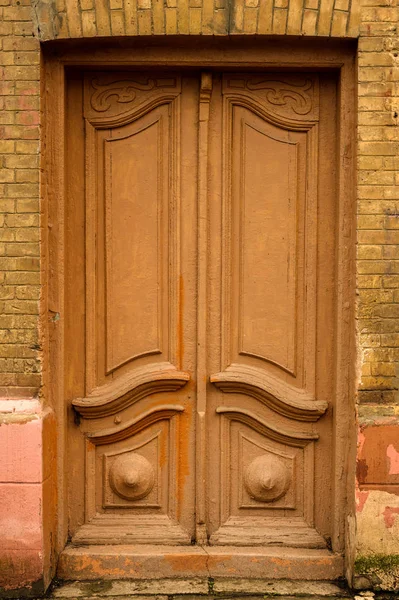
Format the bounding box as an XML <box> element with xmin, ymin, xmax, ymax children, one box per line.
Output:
<box><xmin>58</xmin><ymin>545</ymin><xmax>344</xmax><ymax>582</ymax></box>
<box><xmin>51</xmin><ymin>579</ymin><xmax>350</xmax><ymax>599</ymax></box>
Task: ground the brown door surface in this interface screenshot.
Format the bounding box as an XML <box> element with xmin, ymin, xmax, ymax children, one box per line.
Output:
<box><xmin>65</xmin><ymin>70</ymin><xmax>338</xmax><ymax>552</ymax></box>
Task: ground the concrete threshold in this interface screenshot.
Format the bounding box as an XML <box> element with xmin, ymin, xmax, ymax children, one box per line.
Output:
<box><xmin>50</xmin><ymin>578</ymin><xmax>351</xmax><ymax>599</ymax></box>
<box><xmin>58</xmin><ymin>545</ymin><xmax>344</xmax><ymax>581</ymax></box>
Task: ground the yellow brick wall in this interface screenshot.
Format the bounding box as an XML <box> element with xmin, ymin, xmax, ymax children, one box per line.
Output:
<box><xmin>0</xmin><ymin>2</ymin><xmax>41</xmax><ymax>399</ymax></box>
<box><xmin>0</xmin><ymin>0</ymin><xmax>398</xmax><ymax>409</ymax></box>
<box><xmin>358</xmin><ymin>1</ymin><xmax>399</xmax><ymax>404</ymax></box>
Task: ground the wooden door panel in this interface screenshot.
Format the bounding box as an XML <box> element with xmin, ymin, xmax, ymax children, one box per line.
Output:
<box><xmin>208</xmin><ymin>73</ymin><xmax>336</xmax><ymax>547</ymax></box>
<box><xmin>103</xmin><ymin>111</ymin><xmax>168</xmax><ymax>372</ymax></box>
<box><xmin>67</xmin><ymin>73</ymin><xmax>198</xmax><ymax>545</ymax></box>
<box><xmin>81</xmin><ymin>73</ymin><xmax>187</xmax><ymax>397</ymax></box>
<box><xmin>66</xmin><ymin>70</ymin><xmax>338</xmax><ymax>552</ymax></box>
<box><xmin>235</xmin><ymin>110</ymin><xmax>299</xmax><ymax>373</ymax></box>
<box><xmin>211</xmin><ymin>74</ymin><xmax>324</xmax><ymax>420</ymax></box>
<box><xmin>72</xmin><ymin>404</ymin><xmax>191</xmax><ymax>545</ymax></box>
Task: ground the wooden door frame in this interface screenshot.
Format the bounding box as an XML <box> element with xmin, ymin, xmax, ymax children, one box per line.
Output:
<box><xmin>42</xmin><ymin>37</ymin><xmax>357</xmax><ymax>578</ymax></box>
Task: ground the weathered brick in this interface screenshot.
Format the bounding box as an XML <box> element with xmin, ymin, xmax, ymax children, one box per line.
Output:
<box><xmin>14</xmin><ymin>227</ymin><xmax>40</xmax><ymax>242</ymax></box>
<box><xmin>6</xmin><ymin>213</ymin><xmax>39</xmax><ymax>227</ymax></box>
<box><xmin>5</xmin><ymin>242</ymin><xmax>39</xmax><ymax>257</ymax></box>
<box><xmin>15</xmin><ymin>140</ymin><xmax>39</xmax><ymax>154</ymax></box>
<box><xmin>3</xmin><ymin>6</ymin><xmax>33</xmax><ymax>20</ymax></box>
<box><xmin>5</xmin><ymin>271</ymin><xmax>40</xmax><ymax>285</ymax></box>
<box><xmin>2</xmin><ymin>38</ymin><xmax>39</xmax><ymax>51</ymax></box>
<box><xmin>4</xmin><ymin>154</ymin><xmax>39</xmax><ymax>169</ymax></box>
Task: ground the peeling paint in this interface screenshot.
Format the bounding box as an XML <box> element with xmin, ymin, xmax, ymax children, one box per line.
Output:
<box><xmin>383</xmin><ymin>506</ymin><xmax>399</xmax><ymax>528</ymax></box>
<box><xmin>357</xmin><ymin>490</ymin><xmax>369</xmax><ymax>513</ymax></box>
<box><xmin>357</xmin><ymin>490</ymin><xmax>399</xmax><ymax>556</ymax></box>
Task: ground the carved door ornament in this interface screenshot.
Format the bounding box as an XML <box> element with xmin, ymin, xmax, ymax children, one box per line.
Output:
<box><xmin>66</xmin><ymin>70</ymin><xmax>339</xmax><ymax>551</ymax></box>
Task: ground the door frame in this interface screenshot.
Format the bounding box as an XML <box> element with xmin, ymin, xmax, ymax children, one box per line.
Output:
<box><xmin>42</xmin><ymin>37</ymin><xmax>357</xmax><ymax>578</ymax></box>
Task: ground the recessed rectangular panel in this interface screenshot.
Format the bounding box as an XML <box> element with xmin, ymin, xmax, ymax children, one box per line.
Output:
<box><xmin>104</xmin><ymin>114</ymin><xmax>166</xmax><ymax>372</ymax></box>
<box><xmin>235</xmin><ymin>109</ymin><xmax>298</xmax><ymax>374</ymax></box>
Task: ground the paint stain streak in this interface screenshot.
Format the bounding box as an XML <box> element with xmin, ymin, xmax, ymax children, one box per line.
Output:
<box><xmin>356</xmin><ymin>458</ymin><xmax>368</xmax><ymax>484</ymax></box>
<box><xmin>177</xmin><ymin>275</ymin><xmax>184</xmax><ymax>369</ymax></box>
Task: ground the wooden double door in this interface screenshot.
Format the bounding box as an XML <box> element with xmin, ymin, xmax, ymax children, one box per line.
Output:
<box><xmin>66</xmin><ymin>69</ymin><xmax>338</xmax><ymax>550</ymax></box>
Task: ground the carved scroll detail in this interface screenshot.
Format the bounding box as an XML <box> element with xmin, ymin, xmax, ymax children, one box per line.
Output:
<box><xmin>73</xmin><ymin>362</ymin><xmax>189</xmax><ymax>419</ymax></box>
<box><xmin>85</xmin><ymin>75</ymin><xmax>181</xmax><ymax>123</ymax></box>
<box><xmin>223</xmin><ymin>75</ymin><xmax>319</xmax><ymax>123</ymax></box>
<box><xmin>211</xmin><ymin>365</ymin><xmax>327</xmax><ymax>422</ymax></box>
<box><xmin>246</xmin><ymin>79</ymin><xmax>313</xmax><ymax>115</ymax></box>
<box><xmin>91</xmin><ymin>79</ymin><xmax>156</xmax><ymax>112</ymax></box>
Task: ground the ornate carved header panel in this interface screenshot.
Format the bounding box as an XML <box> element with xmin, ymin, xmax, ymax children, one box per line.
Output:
<box><xmin>222</xmin><ymin>75</ymin><xmax>319</xmax><ymax>123</ymax></box>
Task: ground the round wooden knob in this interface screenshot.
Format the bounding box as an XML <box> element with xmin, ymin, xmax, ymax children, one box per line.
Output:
<box><xmin>109</xmin><ymin>454</ymin><xmax>155</xmax><ymax>501</ymax></box>
<box><xmin>244</xmin><ymin>454</ymin><xmax>290</xmax><ymax>502</ymax></box>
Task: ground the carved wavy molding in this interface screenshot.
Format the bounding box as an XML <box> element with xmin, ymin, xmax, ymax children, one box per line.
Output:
<box><xmin>224</xmin><ymin>95</ymin><xmax>318</xmax><ymax>134</ymax></box>
<box><xmin>216</xmin><ymin>406</ymin><xmax>318</xmax><ymax>447</ymax></box>
<box><xmin>73</xmin><ymin>362</ymin><xmax>190</xmax><ymax>419</ymax></box>
<box><xmin>210</xmin><ymin>365</ymin><xmax>327</xmax><ymax>422</ymax></box>
<box><xmin>87</xmin><ymin>404</ymin><xmax>184</xmax><ymax>444</ymax></box>
<box><xmin>87</xmin><ymin>94</ymin><xmax>182</xmax><ymax>128</ymax></box>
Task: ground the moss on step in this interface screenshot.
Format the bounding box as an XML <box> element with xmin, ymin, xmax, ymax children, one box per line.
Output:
<box><xmin>354</xmin><ymin>554</ymin><xmax>399</xmax><ymax>591</ymax></box>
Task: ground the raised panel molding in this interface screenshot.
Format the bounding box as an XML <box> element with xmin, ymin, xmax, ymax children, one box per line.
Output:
<box><xmin>83</xmin><ymin>74</ymin><xmax>184</xmax><ymax>398</ymax></box>
<box><xmin>212</xmin><ymin>406</ymin><xmax>324</xmax><ymax>548</ymax></box>
<box><xmin>238</xmin><ymin>120</ymin><xmax>298</xmax><ymax>374</ymax></box>
<box><xmin>215</xmin><ymin>406</ymin><xmax>319</xmax><ymax>446</ymax></box>
<box><xmin>215</xmin><ymin>73</ymin><xmax>320</xmax><ymax>422</ymax></box>
<box><xmin>73</xmin><ymin>404</ymin><xmax>190</xmax><ymax>545</ymax></box>
<box><xmin>104</xmin><ymin>118</ymin><xmax>164</xmax><ymax>373</ymax></box>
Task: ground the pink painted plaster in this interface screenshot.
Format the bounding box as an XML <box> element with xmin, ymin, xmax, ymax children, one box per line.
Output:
<box><xmin>0</xmin><ymin>399</ymin><xmax>41</xmax><ymax>414</ymax></box>
<box><xmin>0</xmin><ymin>399</ymin><xmax>44</xmax><ymax>590</ymax></box>
<box><xmin>0</xmin><ymin>483</ymin><xmax>42</xmax><ymax>550</ymax></box>
<box><xmin>0</xmin><ymin>418</ymin><xmax>42</xmax><ymax>483</ymax></box>
<box><xmin>387</xmin><ymin>443</ymin><xmax>399</xmax><ymax>475</ymax></box>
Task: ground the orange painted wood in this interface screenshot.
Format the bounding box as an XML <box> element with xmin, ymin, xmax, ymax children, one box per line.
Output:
<box><xmin>54</xmin><ymin>47</ymin><xmax>355</xmax><ymax>578</ymax></box>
